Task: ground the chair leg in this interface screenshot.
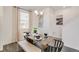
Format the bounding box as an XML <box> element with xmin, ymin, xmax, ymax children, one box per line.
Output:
<box><xmin>47</xmin><ymin>47</ymin><xmax>49</xmax><ymax>52</ymax></box>
<box><xmin>44</xmin><ymin>47</ymin><xmax>49</xmax><ymax>52</ymax></box>
<box><xmin>49</xmin><ymin>46</ymin><xmax>52</xmax><ymax>52</ymax></box>
<box><xmin>51</xmin><ymin>47</ymin><xmax>53</xmax><ymax>52</ymax></box>
<box><xmin>47</xmin><ymin>46</ymin><xmax>51</xmax><ymax>52</ymax></box>
<box><xmin>58</xmin><ymin>48</ymin><xmax>62</xmax><ymax>52</ymax></box>
<box><xmin>54</xmin><ymin>47</ymin><xmax>57</xmax><ymax>52</ymax></box>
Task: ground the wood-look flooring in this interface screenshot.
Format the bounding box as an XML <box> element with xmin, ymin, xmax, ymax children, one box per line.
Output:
<box><xmin>2</xmin><ymin>42</ymin><xmax>24</xmax><ymax>52</ymax></box>
<box><xmin>1</xmin><ymin>42</ymin><xmax>79</xmax><ymax>52</ymax></box>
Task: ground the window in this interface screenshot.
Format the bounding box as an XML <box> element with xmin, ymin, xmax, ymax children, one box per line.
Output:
<box><xmin>19</xmin><ymin>9</ymin><xmax>29</xmax><ymax>29</ymax></box>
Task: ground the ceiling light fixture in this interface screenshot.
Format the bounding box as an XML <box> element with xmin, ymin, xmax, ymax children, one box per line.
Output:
<box><xmin>34</xmin><ymin>10</ymin><xmax>39</xmax><ymax>15</ymax></box>
<box><xmin>34</xmin><ymin>10</ymin><xmax>43</xmax><ymax>16</ymax></box>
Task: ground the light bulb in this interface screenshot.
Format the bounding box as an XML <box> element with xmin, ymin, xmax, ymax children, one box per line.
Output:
<box><xmin>40</xmin><ymin>11</ymin><xmax>43</xmax><ymax>15</ymax></box>
<box><xmin>34</xmin><ymin>10</ymin><xmax>39</xmax><ymax>15</ymax></box>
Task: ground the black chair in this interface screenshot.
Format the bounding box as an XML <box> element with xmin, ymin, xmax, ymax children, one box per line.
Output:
<box><xmin>44</xmin><ymin>33</ymin><xmax>48</xmax><ymax>38</ymax></box>
<box><xmin>46</xmin><ymin>39</ymin><xmax>64</xmax><ymax>52</ymax></box>
<box><xmin>24</xmin><ymin>32</ymin><xmax>30</xmax><ymax>36</ymax></box>
<box><xmin>24</xmin><ymin>32</ymin><xmax>30</xmax><ymax>38</ymax></box>
<box><xmin>35</xmin><ymin>35</ymin><xmax>40</xmax><ymax>39</ymax></box>
<box><xmin>24</xmin><ymin>32</ymin><xmax>34</xmax><ymax>44</ymax></box>
<box><xmin>24</xmin><ymin>32</ymin><xmax>30</xmax><ymax>41</ymax></box>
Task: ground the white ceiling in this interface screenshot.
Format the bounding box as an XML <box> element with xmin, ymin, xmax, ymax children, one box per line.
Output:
<box><xmin>17</xmin><ymin>6</ymin><xmax>71</xmax><ymax>11</ymax></box>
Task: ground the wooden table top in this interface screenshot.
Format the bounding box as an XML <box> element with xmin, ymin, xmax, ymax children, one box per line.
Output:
<box><xmin>18</xmin><ymin>35</ymin><xmax>61</xmax><ymax>52</ymax></box>
<box><xmin>40</xmin><ymin>36</ymin><xmax>55</xmax><ymax>47</ymax></box>
<box><xmin>18</xmin><ymin>40</ymin><xmax>41</xmax><ymax>52</ymax></box>
<box><xmin>28</xmin><ymin>36</ymin><xmax>60</xmax><ymax>49</ymax></box>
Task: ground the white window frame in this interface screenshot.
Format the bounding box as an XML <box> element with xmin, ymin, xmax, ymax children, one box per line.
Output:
<box><xmin>19</xmin><ymin>9</ymin><xmax>30</xmax><ymax>29</ymax></box>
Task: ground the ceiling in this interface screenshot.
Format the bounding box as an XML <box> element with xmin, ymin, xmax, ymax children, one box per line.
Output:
<box><xmin>17</xmin><ymin>6</ymin><xmax>71</xmax><ymax>11</ymax></box>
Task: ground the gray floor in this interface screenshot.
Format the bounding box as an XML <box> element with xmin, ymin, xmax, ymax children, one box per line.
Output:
<box><xmin>62</xmin><ymin>46</ymin><xmax>79</xmax><ymax>52</ymax></box>
<box><xmin>1</xmin><ymin>42</ymin><xmax>79</xmax><ymax>52</ymax></box>
<box><xmin>2</xmin><ymin>42</ymin><xmax>24</xmax><ymax>52</ymax></box>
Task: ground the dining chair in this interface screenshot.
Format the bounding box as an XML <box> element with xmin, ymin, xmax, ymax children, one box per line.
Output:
<box><xmin>24</xmin><ymin>32</ymin><xmax>31</xmax><ymax>43</ymax></box>
<box><xmin>24</xmin><ymin>32</ymin><xmax>30</xmax><ymax>38</ymax></box>
<box><xmin>34</xmin><ymin>35</ymin><xmax>41</xmax><ymax>45</ymax></box>
<box><xmin>24</xmin><ymin>35</ymin><xmax>34</xmax><ymax>44</ymax></box>
<box><xmin>24</xmin><ymin>32</ymin><xmax>30</xmax><ymax>36</ymax></box>
<box><xmin>44</xmin><ymin>33</ymin><xmax>48</xmax><ymax>38</ymax></box>
<box><xmin>46</xmin><ymin>39</ymin><xmax>64</xmax><ymax>52</ymax></box>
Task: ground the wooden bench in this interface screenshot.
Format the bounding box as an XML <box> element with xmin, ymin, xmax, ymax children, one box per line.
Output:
<box><xmin>18</xmin><ymin>40</ymin><xmax>41</xmax><ymax>52</ymax></box>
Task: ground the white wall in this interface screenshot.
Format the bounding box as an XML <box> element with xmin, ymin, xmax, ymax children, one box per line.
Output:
<box><xmin>39</xmin><ymin>8</ymin><xmax>62</xmax><ymax>38</ymax></box>
<box><xmin>0</xmin><ymin>7</ymin><xmax>17</xmax><ymax>51</ymax></box>
<box><xmin>2</xmin><ymin>7</ymin><xmax>13</xmax><ymax>45</ymax></box>
<box><xmin>49</xmin><ymin>8</ymin><xmax>62</xmax><ymax>38</ymax></box>
<box><xmin>31</xmin><ymin>8</ymin><xmax>62</xmax><ymax>38</ymax></box>
<box><xmin>0</xmin><ymin>7</ymin><xmax>4</xmax><ymax>51</ymax></box>
<box><xmin>30</xmin><ymin>11</ymin><xmax>39</xmax><ymax>33</ymax></box>
<box><xmin>31</xmin><ymin>8</ymin><xmax>53</xmax><ymax>35</ymax></box>
<box><xmin>42</xmin><ymin>8</ymin><xmax>51</xmax><ymax>35</ymax></box>
<box><xmin>12</xmin><ymin>7</ymin><xmax>18</xmax><ymax>42</ymax></box>
<box><xmin>56</xmin><ymin>7</ymin><xmax>79</xmax><ymax>50</ymax></box>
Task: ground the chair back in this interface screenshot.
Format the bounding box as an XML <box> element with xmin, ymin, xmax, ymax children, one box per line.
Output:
<box><xmin>44</xmin><ymin>33</ymin><xmax>48</xmax><ymax>38</ymax></box>
<box><xmin>35</xmin><ymin>36</ymin><xmax>40</xmax><ymax>39</ymax></box>
<box><xmin>53</xmin><ymin>39</ymin><xmax>64</xmax><ymax>52</ymax></box>
<box><xmin>24</xmin><ymin>32</ymin><xmax>30</xmax><ymax>41</ymax></box>
<box><xmin>46</xmin><ymin>39</ymin><xmax>64</xmax><ymax>52</ymax></box>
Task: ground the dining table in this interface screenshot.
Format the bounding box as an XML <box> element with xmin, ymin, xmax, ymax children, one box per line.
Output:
<box><xmin>27</xmin><ymin>35</ymin><xmax>61</xmax><ymax>50</ymax></box>
<box><xmin>18</xmin><ymin>34</ymin><xmax>62</xmax><ymax>52</ymax></box>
